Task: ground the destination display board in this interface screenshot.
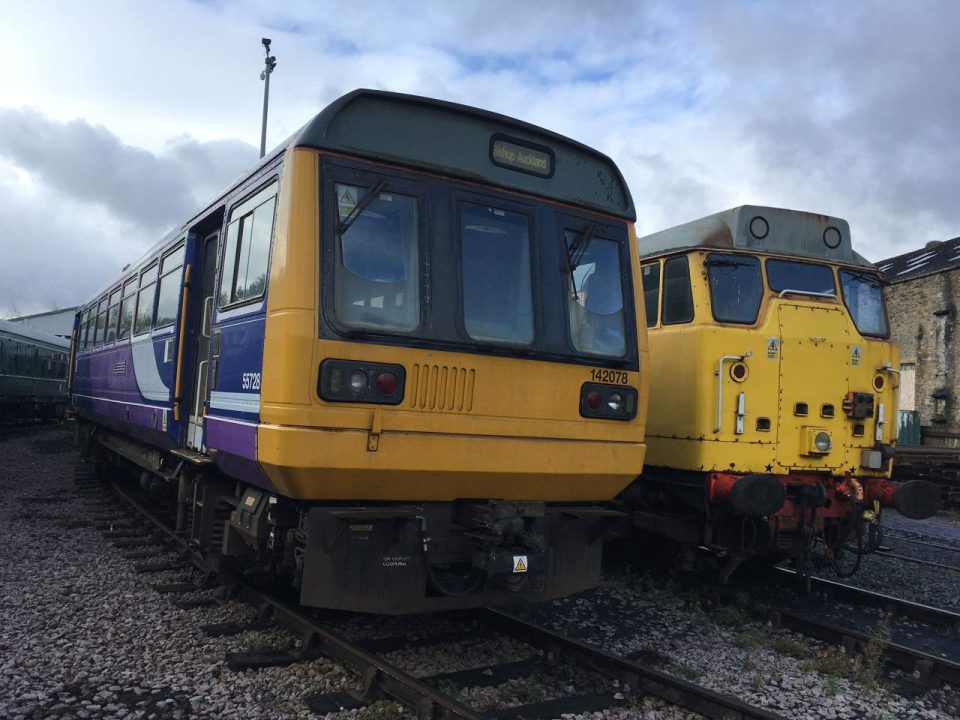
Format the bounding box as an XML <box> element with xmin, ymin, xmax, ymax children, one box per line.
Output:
<box><xmin>490</xmin><ymin>136</ymin><xmax>554</xmax><ymax>177</ymax></box>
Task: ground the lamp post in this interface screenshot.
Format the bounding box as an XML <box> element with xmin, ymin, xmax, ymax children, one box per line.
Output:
<box><xmin>259</xmin><ymin>38</ymin><xmax>277</xmax><ymax>159</ymax></box>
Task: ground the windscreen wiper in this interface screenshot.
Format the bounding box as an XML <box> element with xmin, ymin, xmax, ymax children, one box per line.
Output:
<box><xmin>567</xmin><ymin>223</ymin><xmax>597</xmax><ymax>271</ymax></box>
<box><xmin>337</xmin><ymin>181</ymin><xmax>386</xmax><ymax>236</ymax></box>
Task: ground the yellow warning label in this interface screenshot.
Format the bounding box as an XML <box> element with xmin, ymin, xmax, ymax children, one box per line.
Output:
<box><xmin>512</xmin><ymin>555</ymin><xmax>528</xmax><ymax>573</ymax></box>
<box><xmin>766</xmin><ymin>337</ymin><xmax>780</xmax><ymax>359</ymax></box>
<box><xmin>850</xmin><ymin>345</ymin><xmax>862</xmax><ymax>367</ymax></box>
<box><xmin>337</xmin><ymin>185</ymin><xmax>359</xmax><ymax>221</ymax></box>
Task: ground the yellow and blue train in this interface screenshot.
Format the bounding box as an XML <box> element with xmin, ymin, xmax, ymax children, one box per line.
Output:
<box><xmin>624</xmin><ymin>206</ymin><xmax>939</xmax><ymax>578</ymax></box>
<box><xmin>70</xmin><ymin>90</ymin><xmax>649</xmax><ymax>613</ymax></box>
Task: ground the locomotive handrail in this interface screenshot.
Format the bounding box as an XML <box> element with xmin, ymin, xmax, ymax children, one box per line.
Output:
<box><xmin>715</xmin><ymin>352</ymin><xmax>751</xmax><ymax>433</ymax></box>
<box><xmin>777</xmin><ymin>289</ymin><xmax>837</xmax><ymax>299</ymax></box>
<box><xmin>172</xmin><ymin>264</ymin><xmax>192</xmax><ymax>422</ymax></box>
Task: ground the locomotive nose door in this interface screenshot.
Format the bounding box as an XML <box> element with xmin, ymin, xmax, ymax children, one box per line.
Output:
<box><xmin>186</xmin><ymin>232</ymin><xmax>219</xmax><ymax>450</ymax></box>
<box><xmin>776</xmin><ymin>303</ymin><xmax>849</xmax><ymax>470</ymax></box>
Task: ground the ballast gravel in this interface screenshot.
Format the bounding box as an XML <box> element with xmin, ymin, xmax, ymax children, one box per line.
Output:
<box><xmin>6</xmin><ymin>425</ymin><xmax>959</xmax><ymax>720</ymax></box>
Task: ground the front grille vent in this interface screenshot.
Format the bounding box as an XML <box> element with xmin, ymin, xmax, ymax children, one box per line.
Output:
<box><xmin>408</xmin><ymin>363</ymin><xmax>476</xmax><ymax>412</ymax></box>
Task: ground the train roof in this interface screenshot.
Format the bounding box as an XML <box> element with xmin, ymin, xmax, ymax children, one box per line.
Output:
<box><xmin>84</xmin><ymin>89</ymin><xmax>636</xmax><ymax>306</ymax></box>
<box><xmin>639</xmin><ymin>205</ymin><xmax>874</xmax><ymax>269</ymax></box>
<box><xmin>875</xmin><ymin>235</ymin><xmax>960</xmax><ymax>284</ymax></box>
<box><xmin>0</xmin><ymin>318</ymin><xmax>71</xmax><ymax>348</ymax></box>
<box><xmin>291</xmin><ymin>89</ymin><xmax>635</xmax><ymax>220</ymax></box>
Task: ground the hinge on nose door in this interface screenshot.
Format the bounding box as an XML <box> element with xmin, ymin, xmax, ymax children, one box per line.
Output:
<box><xmin>368</xmin><ymin>406</ymin><xmax>382</xmax><ymax>452</ymax></box>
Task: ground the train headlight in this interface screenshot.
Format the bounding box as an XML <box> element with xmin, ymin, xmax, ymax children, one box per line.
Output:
<box><xmin>814</xmin><ymin>431</ymin><xmax>832</xmax><ymax>453</ymax></box>
<box><xmin>349</xmin><ymin>371</ymin><xmax>368</xmax><ymax>393</ymax></box>
<box><xmin>606</xmin><ymin>392</ymin><xmax>623</xmax><ymax>412</ymax></box>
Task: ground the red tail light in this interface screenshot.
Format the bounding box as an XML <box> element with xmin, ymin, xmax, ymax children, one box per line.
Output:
<box><xmin>586</xmin><ymin>391</ymin><xmax>602</xmax><ymax>410</ymax></box>
<box><xmin>376</xmin><ymin>372</ymin><xmax>397</xmax><ymax>395</ymax></box>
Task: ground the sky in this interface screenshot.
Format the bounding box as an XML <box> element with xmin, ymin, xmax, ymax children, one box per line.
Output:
<box><xmin>1</xmin><ymin>0</ymin><xmax>959</xmax><ymax>316</ymax></box>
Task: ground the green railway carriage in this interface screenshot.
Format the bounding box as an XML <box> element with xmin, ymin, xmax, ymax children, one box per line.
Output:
<box><xmin>0</xmin><ymin>319</ymin><xmax>70</xmax><ymax>420</ymax></box>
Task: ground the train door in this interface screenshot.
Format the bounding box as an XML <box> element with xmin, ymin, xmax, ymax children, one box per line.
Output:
<box><xmin>775</xmin><ymin>303</ymin><xmax>849</xmax><ymax>470</ymax></box>
<box><xmin>186</xmin><ymin>232</ymin><xmax>219</xmax><ymax>450</ymax></box>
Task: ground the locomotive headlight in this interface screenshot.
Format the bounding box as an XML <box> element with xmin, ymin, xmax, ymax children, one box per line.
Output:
<box><xmin>606</xmin><ymin>392</ymin><xmax>623</xmax><ymax>412</ymax></box>
<box><xmin>814</xmin><ymin>431</ymin><xmax>832</xmax><ymax>453</ymax></box>
<box><xmin>349</xmin><ymin>371</ymin><xmax>368</xmax><ymax>393</ymax></box>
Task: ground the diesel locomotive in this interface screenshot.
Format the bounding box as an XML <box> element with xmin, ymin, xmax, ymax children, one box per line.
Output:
<box><xmin>623</xmin><ymin>206</ymin><xmax>939</xmax><ymax>578</ymax></box>
<box><xmin>70</xmin><ymin>89</ymin><xmax>649</xmax><ymax>613</ymax></box>
<box><xmin>0</xmin><ymin>319</ymin><xmax>70</xmax><ymax>421</ymax></box>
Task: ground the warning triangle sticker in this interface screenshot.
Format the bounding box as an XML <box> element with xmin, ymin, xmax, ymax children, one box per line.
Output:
<box><xmin>512</xmin><ymin>555</ymin><xmax>528</xmax><ymax>573</ymax></box>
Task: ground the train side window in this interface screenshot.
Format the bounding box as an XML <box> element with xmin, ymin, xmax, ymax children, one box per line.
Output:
<box><xmin>134</xmin><ymin>263</ymin><xmax>159</xmax><ymax>336</ymax></box>
<box><xmin>220</xmin><ymin>182</ymin><xmax>278</xmax><ymax>308</ymax></box>
<box><xmin>566</xmin><ymin>231</ymin><xmax>627</xmax><ymax>357</ymax></box>
<box><xmin>79</xmin><ymin>310</ymin><xmax>90</xmax><ymax>349</ymax></box>
<box><xmin>105</xmin><ymin>288</ymin><xmax>121</xmax><ymax>343</ymax></box>
<box><xmin>118</xmin><ymin>279</ymin><xmax>137</xmax><ymax>340</ymax></box>
<box><xmin>705</xmin><ymin>253</ymin><xmax>762</xmax><ymax>324</ymax></box>
<box><xmin>94</xmin><ymin>297</ymin><xmax>108</xmax><ymax>346</ymax></box>
<box><xmin>14</xmin><ymin>344</ymin><xmax>20</xmax><ymax>371</ymax></box>
<box><xmin>459</xmin><ymin>203</ymin><xmax>534</xmax><ymax>345</ymax></box>
<box><xmin>333</xmin><ymin>183</ymin><xmax>420</xmax><ymax>332</ymax></box>
<box><xmin>661</xmin><ymin>256</ymin><xmax>694</xmax><ymax>324</ymax></box>
<box><xmin>155</xmin><ymin>245</ymin><xmax>185</xmax><ymax>329</ymax></box>
<box><xmin>641</xmin><ymin>262</ymin><xmax>661</xmax><ymax>327</ymax></box>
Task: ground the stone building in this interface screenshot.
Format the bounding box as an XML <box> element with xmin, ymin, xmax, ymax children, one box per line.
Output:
<box><xmin>877</xmin><ymin>238</ymin><xmax>960</xmax><ymax>445</ymax></box>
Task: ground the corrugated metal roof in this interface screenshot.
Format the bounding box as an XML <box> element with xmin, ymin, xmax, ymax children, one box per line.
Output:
<box><xmin>875</xmin><ymin>236</ymin><xmax>960</xmax><ymax>284</ymax></box>
<box><xmin>0</xmin><ymin>318</ymin><xmax>71</xmax><ymax>348</ymax></box>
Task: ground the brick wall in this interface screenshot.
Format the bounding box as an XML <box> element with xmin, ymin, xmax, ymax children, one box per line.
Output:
<box><xmin>884</xmin><ymin>268</ymin><xmax>960</xmax><ymax>437</ymax></box>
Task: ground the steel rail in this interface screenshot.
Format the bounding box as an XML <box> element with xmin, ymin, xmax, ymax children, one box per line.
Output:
<box><xmin>772</xmin><ymin>567</ymin><xmax>960</xmax><ymax>629</ymax></box>
<box><xmin>750</xmin><ymin>568</ymin><xmax>960</xmax><ymax>686</ymax></box>
<box><xmin>105</xmin><ymin>481</ymin><xmax>483</xmax><ymax>719</ymax></box>
<box><xmin>480</xmin><ymin>609</ymin><xmax>789</xmax><ymax>720</ymax></box>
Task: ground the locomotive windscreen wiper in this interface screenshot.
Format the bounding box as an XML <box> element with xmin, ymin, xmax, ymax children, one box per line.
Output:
<box><xmin>337</xmin><ymin>180</ymin><xmax>386</xmax><ymax>236</ymax></box>
<box><xmin>567</xmin><ymin>223</ymin><xmax>597</xmax><ymax>270</ymax></box>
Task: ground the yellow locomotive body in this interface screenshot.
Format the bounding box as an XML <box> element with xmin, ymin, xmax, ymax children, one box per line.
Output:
<box><xmin>627</xmin><ymin>206</ymin><xmax>938</xmax><ymax>576</ymax></box>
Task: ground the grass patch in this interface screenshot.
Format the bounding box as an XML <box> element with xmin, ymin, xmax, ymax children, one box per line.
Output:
<box><xmin>715</xmin><ymin>604</ymin><xmax>747</xmax><ymax>627</ymax></box>
<box><xmin>771</xmin><ymin>635</ymin><xmax>807</xmax><ymax>659</ymax></box>
<box><xmin>674</xmin><ymin>663</ymin><xmax>700</xmax><ymax>680</ymax></box>
<box><xmin>436</xmin><ymin>679</ymin><xmax>460</xmax><ymax>698</ymax></box>
<box><xmin>734</xmin><ymin>626</ymin><xmax>770</xmax><ymax>650</ymax></box>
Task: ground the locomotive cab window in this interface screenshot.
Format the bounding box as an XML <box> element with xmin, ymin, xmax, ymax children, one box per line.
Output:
<box><xmin>565</xmin><ymin>229</ymin><xmax>626</xmax><ymax>358</ymax></box>
<box><xmin>641</xmin><ymin>262</ymin><xmax>661</xmax><ymax>328</ymax></box>
<box><xmin>705</xmin><ymin>253</ymin><xmax>762</xmax><ymax>324</ymax></box>
<box><xmin>841</xmin><ymin>270</ymin><xmax>889</xmax><ymax>338</ymax></box>
<box><xmin>155</xmin><ymin>244</ymin><xmax>185</xmax><ymax>330</ymax></box>
<box><xmin>333</xmin><ymin>182</ymin><xmax>420</xmax><ymax>332</ymax></box>
<box><xmin>766</xmin><ymin>259</ymin><xmax>835</xmax><ymax>295</ymax></box>
<box><xmin>662</xmin><ymin>256</ymin><xmax>694</xmax><ymax>325</ymax></box>
<box><xmin>220</xmin><ymin>181</ymin><xmax>278</xmax><ymax>308</ymax></box>
<box><xmin>460</xmin><ymin>203</ymin><xmax>534</xmax><ymax>345</ymax></box>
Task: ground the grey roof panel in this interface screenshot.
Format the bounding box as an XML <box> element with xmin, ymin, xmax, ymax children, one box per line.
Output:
<box><xmin>293</xmin><ymin>89</ymin><xmax>635</xmax><ymax>220</ymax></box>
<box><xmin>639</xmin><ymin>205</ymin><xmax>872</xmax><ymax>268</ymax></box>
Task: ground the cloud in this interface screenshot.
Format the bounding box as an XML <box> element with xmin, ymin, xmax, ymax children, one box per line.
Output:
<box><xmin>0</xmin><ymin>109</ymin><xmax>257</xmax><ymax>232</ymax></box>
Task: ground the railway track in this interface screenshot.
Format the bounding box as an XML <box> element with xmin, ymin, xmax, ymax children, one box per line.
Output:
<box><xmin>731</xmin><ymin>567</ymin><xmax>960</xmax><ymax>689</ymax></box>
<box><xmin>76</xmin><ymin>467</ymin><xmax>787</xmax><ymax>720</ymax></box>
